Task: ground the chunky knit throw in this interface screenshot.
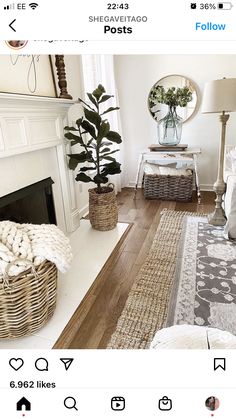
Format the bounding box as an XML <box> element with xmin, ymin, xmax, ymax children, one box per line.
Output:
<box><xmin>0</xmin><ymin>221</ymin><xmax>73</xmax><ymax>278</ymax></box>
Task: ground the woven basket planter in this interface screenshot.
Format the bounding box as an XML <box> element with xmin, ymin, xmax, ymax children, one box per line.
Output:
<box><xmin>89</xmin><ymin>183</ymin><xmax>118</xmax><ymax>231</ymax></box>
<box><xmin>144</xmin><ymin>172</ymin><xmax>194</xmax><ymax>201</ymax></box>
<box><xmin>0</xmin><ymin>259</ymin><xmax>57</xmax><ymax>339</ymax></box>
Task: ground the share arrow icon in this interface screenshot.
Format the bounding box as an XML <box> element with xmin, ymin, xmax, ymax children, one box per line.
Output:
<box><xmin>60</xmin><ymin>358</ymin><xmax>74</xmax><ymax>371</ymax></box>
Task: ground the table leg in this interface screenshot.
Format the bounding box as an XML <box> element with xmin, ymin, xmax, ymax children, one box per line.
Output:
<box><xmin>134</xmin><ymin>153</ymin><xmax>144</xmax><ymax>199</ymax></box>
<box><xmin>193</xmin><ymin>154</ymin><xmax>201</xmax><ymax>203</ymax></box>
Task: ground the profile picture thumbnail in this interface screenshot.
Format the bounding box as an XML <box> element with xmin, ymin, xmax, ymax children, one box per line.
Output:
<box><xmin>205</xmin><ymin>396</ymin><xmax>220</xmax><ymax>411</ymax></box>
<box><xmin>5</xmin><ymin>40</ymin><xmax>28</xmax><ymax>50</ymax></box>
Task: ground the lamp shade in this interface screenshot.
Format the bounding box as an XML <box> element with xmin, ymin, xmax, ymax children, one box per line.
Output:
<box><xmin>202</xmin><ymin>78</ymin><xmax>236</xmax><ymax>113</ymax></box>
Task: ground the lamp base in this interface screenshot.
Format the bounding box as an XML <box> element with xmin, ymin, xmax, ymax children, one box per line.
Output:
<box><xmin>208</xmin><ymin>207</ymin><xmax>226</xmax><ymax>226</ymax></box>
<box><xmin>208</xmin><ymin>182</ymin><xmax>226</xmax><ymax>226</ymax></box>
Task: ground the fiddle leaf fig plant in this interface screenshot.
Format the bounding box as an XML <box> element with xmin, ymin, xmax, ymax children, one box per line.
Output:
<box><xmin>65</xmin><ymin>84</ymin><xmax>122</xmax><ymax>194</ymax></box>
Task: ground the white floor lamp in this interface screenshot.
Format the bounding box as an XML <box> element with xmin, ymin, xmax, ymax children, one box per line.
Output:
<box><xmin>202</xmin><ymin>78</ymin><xmax>236</xmax><ymax>226</ymax></box>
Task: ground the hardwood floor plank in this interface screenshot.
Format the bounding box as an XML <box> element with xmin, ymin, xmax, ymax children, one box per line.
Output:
<box><xmin>55</xmin><ymin>188</ymin><xmax>215</xmax><ymax>349</ymax></box>
<box><xmin>69</xmin><ymin>250</ymin><xmax>137</xmax><ymax>349</ymax></box>
<box><xmin>53</xmin><ymin>222</ymin><xmax>133</xmax><ymax>349</ymax></box>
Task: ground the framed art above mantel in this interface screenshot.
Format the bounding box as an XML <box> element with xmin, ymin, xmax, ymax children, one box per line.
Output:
<box><xmin>0</xmin><ymin>54</ymin><xmax>72</xmax><ymax>100</ymax></box>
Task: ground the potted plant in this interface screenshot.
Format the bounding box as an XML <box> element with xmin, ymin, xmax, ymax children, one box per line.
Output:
<box><xmin>64</xmin><ymin>84</ymin><xmax>122</xmax><ymax>231</ymax></box>
<box><xmin>149</xmin><ymin>85</ymin><xmax>193</xmax><ymax>145</ymax></box>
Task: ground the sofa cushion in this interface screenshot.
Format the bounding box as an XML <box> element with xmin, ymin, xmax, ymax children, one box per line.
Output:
<box><xmin>225</xmin><ymin>174</ymin><xmax>236</xmax><ymax>217</ymax></box>
<box><xmin>224</xmin><ymin>182</ymin><xmax>236</xmax><ymax>239</ymax></box>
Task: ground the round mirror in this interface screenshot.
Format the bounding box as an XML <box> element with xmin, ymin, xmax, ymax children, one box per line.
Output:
<box><xmin>148</xmin><ymin>75</ymin><xmax>198</xmax><ymax>123</ymax></box>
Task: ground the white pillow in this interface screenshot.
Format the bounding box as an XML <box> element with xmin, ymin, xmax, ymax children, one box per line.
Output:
<box><xmin>150</xmin><ymin>325</ymin><xmax>236</xmax><ymax>349</ymax></box>
<box><xmin>228</xmin><ymin>148</ymin><xmax>236</xmax><ymax>173</ymax></box>
<box><xmin>159</xmin><ymin>166</ymin><xmax>192</xmax><ymax>176</ymax></box>
<box><xmin>224</xmin><ymin>182</ymin><xmax>236</xmax><ymax>239</ymax></box>
<box><xmin>144</xmin><ymin>163</ymin><xmax>160</xmax><ymax>175</ymax></box>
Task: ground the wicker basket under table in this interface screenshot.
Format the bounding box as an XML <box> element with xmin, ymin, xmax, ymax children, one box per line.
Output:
<box><xmin>144</xmin><ymin>172</ymin><xmax>194</xmax><ymax>201</ymax></box>
<box><xmin>0</xmin><ymin>260</ymin><xmax>57</xmax><ymax>339</ymax></box>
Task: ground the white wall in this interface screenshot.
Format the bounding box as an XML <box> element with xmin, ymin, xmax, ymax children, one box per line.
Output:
<box><xmin>114</xmin><ymin>55</ymin><xmax>236</xmax><ymax>190</ymax></box>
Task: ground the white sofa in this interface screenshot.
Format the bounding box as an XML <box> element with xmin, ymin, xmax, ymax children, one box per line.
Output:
<box><xmin>224</xmin><ymin>145</ymin><xmax>236</xmax><ymax>217</ymax></box>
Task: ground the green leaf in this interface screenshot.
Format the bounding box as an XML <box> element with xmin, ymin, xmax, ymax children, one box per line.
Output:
<box><xmin>81</xmin><ymin>120</ymin><xmax>96</xmax><ymax>139</ymax></box>
<box><xmin>68</xmin><ymin>152</ymin><xmax>86</xmax><ymax>166</ymax></box>
<box><xmin>101</xmin><ymin>141</ymin><xmax>113</xmax><ymax>147</ymax></box>
<box><xmin>67</xmin><ymin>153</ymin><xmax>88</xmax><ymax>170</ymax></box>
<box><xmin>67</xmin><ymin>157</ymin><xmax>78</xmax><ymax>170</ymax></box>
<box><xmin>64</xmin><ymin>126</ymin><xmax>78</xmax><ymax>131</ymax></box>
<box><xmin>78</xmin><ymin>98</ymin><xmax>95</xmax><ymax>112</ymax></box>
<box><xmin>101</xmin><ymin>106</ymin><xmax>120</xmax><ymax>116</ymax></box>
<box><xmin>101</xmin><ymin>149</ymin><xmax>119</xmax><ymax>157</ymax></box>
<box><xmin>94</xmin><ymin>174</ymin><xmax>108</xmax><ymax>184</ymax></box>
<box><xmin>99</xmin><ymin>94</ymin><xmax>114</xmax><ymax>104</ymax></box>
<box><xmin>76</xmin><ymin>118</ymin><xmax>83</xmax><ymax>128</ymax></box>
<box><xmin>100</xmin><ymin>147</ymin><xmax>111</xmax><ymax>154</ymax></box>
<box><xmin>87</xmin><ymin>93</ymin><xmax>98</xmax><ymax>109</ymax></box>
<box><xmin>65</xmin><ymin>132</ymin><xmax>84</xmax><ymax>146</ymax></box>
<box><xmin>106</xmin><ymin>131</ymin><xmax>122</xmax><ymax>144</ymax></box>
<box><xmin>101</xmin><ymin>156</ymin><xmax>116</xmax><ymax>162</ymax></box>
<box><xmin>71</xmin><ymin>140</ymin><xmax>81</xmax><ymax>147</ymax></box>
<box><xmin>87</xmin><ymin>138</ymin><xmax>94</xmax><ymax>146</ymax></box>
<box><xmin>80</xmin><ymin>166</ymin><xmax>96</xmax><ymax>172</ymax></box>
<box><xmin>92</xmin><ymin>84</ymin><xmax>105</xmax><ymax>101</ymax></box>
<box><xmin>102</xmin><ymin>161</ymin><xmax>121</xmax><ymax>175</ymax></box>
<box><xmin>84</xmin><ymin>108</ymin><xmax>101</xmax><ymax>130</ymax></box>
<box><xmin>67</xmin><ymin>151</ymin><xmax>92</xmax><ymax>167</ymax></box>
<box><xmin>98</xmin><ymin>121</ymin><xmax>110</xmax><ymax>141</ymax></box>
<box><xmin>76</xmin><ymin>173</ymin><xmax>93</xmax><ymax>183</ymax></box>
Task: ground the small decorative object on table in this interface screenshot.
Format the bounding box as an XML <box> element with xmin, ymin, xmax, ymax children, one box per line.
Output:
<box><xmin>65</xmin><ymin>84</ymin><xmax>122</xmax><ymax>231</ymax></box>
<box><xmin>149</xmin><ymin>85</ymin><xmax>193</xmax><ymax>146</ymax></box>
<box><xmin>148</xmin><ymin>144</ymin><xmax>188</xmax><ymax>152</ymax></box>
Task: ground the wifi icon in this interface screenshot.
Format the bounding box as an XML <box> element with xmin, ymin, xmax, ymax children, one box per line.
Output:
<box><xmin>29</xmin><ymin>2</ymin><xmax>38</xmax><ymax>9</ymax></box>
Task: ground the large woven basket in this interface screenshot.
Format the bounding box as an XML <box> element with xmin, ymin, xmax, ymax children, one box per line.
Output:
<box><xmin>0</xmin><ymin>259</ymin><xmax>57</xmax><ymax>339</ymax></box>
<box><xmin>89</xmin><ymin>183</ymin><xmax>118</xmax><ymax>231</ymax></box>
<box><xmin>144</xmin><ymin>172</ymin><xmax>194</xmax><ymax>201</ymax></box>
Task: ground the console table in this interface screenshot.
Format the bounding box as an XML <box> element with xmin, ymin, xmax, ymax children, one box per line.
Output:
<box><xmin>135</xmin><ymin>148</ymin><xmax>202</xmax><ymax>202</ymax></box>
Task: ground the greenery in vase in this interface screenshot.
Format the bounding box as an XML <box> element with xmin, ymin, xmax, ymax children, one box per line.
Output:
<box><xmin>149</xmin><ymin>85</ymin><xmax>193</xmax><ymax>118</ymax></box>
<box><xmin>64</xmin><ymin>84</ymin><xmax>122</xmax><ymax>194</ymax></box>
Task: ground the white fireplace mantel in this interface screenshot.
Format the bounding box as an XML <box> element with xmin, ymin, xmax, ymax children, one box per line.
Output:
<box><xmin>0</xmin><ymin>93</ymin><xmax>80</xmax><ymax>233</ymax></box>
<box><xmin>0</xmin><ymin>93</ymin><xmax>76</xmax><ymax>158</ymax></box>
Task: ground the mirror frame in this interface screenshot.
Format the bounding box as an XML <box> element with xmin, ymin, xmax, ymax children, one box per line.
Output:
<box><xmin>148</xmin><ymin>74</ymin><xmax>199</xmax><ymax>123</ymax></box>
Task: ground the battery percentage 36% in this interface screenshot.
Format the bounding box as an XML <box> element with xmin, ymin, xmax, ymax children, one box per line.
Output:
<box><xmin>200</xmin><ymin>3</ymin><xmax>216</xmax><ymax>8</ymax></box>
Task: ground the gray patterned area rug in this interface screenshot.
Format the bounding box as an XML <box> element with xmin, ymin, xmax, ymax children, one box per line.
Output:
<box><xmin>167</xmin><ymin>216</ymin><xmax>236</xmax><ymax>334</ymax></box>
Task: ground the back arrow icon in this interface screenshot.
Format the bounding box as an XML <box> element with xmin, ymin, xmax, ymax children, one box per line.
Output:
<box><xmin>9</xmin><ymin>19</ymin><xmax>16</xmax><ymax>32</ymax></box>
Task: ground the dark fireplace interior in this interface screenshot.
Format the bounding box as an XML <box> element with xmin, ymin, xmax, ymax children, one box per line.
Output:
<box><xmin>0</xmin><ymin>178</ymin><xmax>57</xmax><ymax>225</ymax></box>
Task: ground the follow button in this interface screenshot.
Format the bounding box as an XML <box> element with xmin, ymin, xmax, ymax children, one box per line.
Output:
<box><xmin>195</xmin><ymin>22</ymin><xmax>226</xmax><ymax>30</ymax></box>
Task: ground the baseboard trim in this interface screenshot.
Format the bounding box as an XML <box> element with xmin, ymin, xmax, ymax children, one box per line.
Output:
<box><xmin>79</xmin><ymin>204</ymin><xmax>89</xmax><ymax>219</ymax></box>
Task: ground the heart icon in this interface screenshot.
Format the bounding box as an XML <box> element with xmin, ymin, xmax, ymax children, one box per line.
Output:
<box><xmin>9</xmin><ymin>358</ymin><xmax>24</xmax><ymax>371</ymax></box>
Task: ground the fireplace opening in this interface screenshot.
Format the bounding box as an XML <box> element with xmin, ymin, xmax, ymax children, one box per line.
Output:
<box><xmin>0</xmin><ymin>178</ymin><xmax>57</xmax><ymax>225</ymax></box>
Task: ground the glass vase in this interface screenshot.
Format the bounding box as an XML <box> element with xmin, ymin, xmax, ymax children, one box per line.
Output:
<box><xmin>158</xmin><ymin>106</ymin><xmax>183</xmax><ymax>146</ymax></box>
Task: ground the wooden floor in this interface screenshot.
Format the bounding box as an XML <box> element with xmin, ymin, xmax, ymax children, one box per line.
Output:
<box><xmin>54</xmin><ymin>188</ymin><xmax>215</xmax><ymax>349</ymax></box>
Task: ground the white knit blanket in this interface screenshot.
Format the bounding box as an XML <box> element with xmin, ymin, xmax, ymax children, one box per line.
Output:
<box><xmin>0</xmin><ymin>221</ymin><xmax>73</xmax><ymax>278</ymax></box>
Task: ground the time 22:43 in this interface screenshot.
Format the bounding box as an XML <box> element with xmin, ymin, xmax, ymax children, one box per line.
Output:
<box><xmin>107</xmin><ymin>3</ymin><xmax>129</xmax><ymax>9</ymax></box>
